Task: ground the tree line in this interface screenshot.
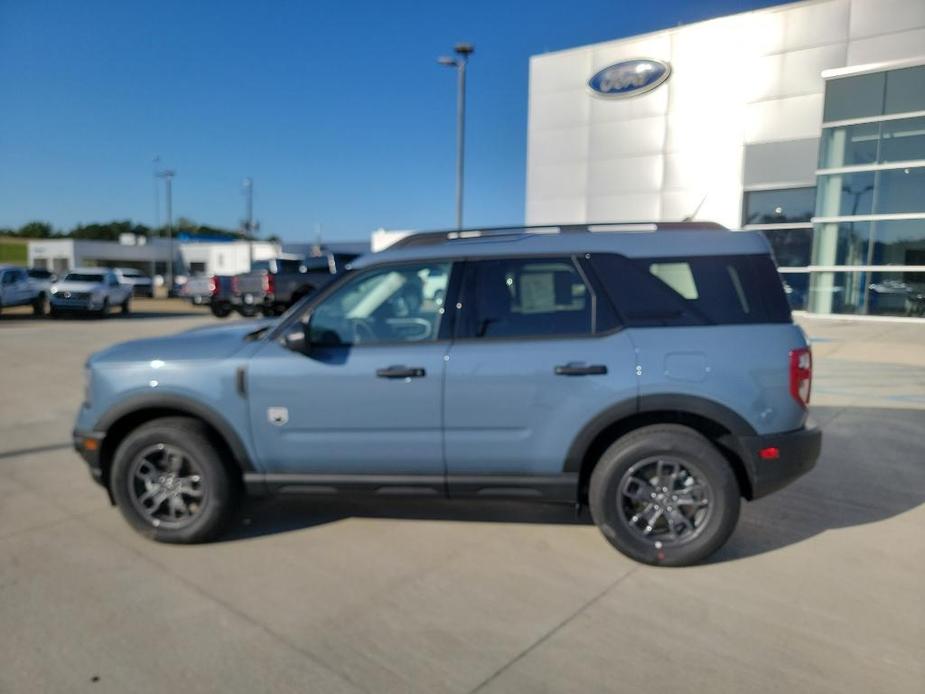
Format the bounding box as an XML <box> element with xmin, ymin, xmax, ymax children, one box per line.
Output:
<box><xmin>0</xmin><ymin>219</ymin><xmax>279</xmax><ymax>242</ymax></box>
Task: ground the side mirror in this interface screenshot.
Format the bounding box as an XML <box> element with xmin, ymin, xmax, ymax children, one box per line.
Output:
<box><xmin>283</xmin><ymin>323</ymin><xmax>308</xmax><ymax>353</ymax></box>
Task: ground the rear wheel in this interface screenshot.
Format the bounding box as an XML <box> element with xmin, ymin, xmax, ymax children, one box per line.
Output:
<box><xmin>33</xmin><ymin>293</ymin><xmax>48</xmax><ymax>316</ymax></box>
<box><xmin>210</xmin><ymin>303</ymin><xmax>232</xmax><ymax>318</ymax></box>
<box><xmin>98</xmin><ymin>298</ymin><xmax>110</xmax><ymax>318</ymax></box>
<box><xmin>237</xmin><ymin>304</ymin><xmax>258</xmax><ymax>318</ymax></box>
<box><xmin>589</xmin><ymin>424</ymin><xmax>740</xmax><ymax>567</ymax></box>
<box><xmin>110</xmin><ymin>417</ymin><xmax>239</xmax><ymax>543</ymax></box>
<box><xmin>121</xmin><ymin>296</ymin><xmax>131</xmax><ymax>315</ymax></box>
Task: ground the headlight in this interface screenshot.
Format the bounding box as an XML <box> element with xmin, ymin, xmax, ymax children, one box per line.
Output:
<box><xmin>50</xmin><ymin>286</ymin><xmax>58</xmax><ymax>294</ymax></box>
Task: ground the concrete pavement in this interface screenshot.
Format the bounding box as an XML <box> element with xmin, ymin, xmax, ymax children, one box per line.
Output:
<box><xmin>0</xmin><ymin>306</ymin><xmax>922</xmax><ymax>693</ymax></box>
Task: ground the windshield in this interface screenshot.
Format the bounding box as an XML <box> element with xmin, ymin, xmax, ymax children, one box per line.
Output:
<box><xmin>63</xmin><ymin>273</ymin><xmax>105</xmax><ymax>283</ymax></box>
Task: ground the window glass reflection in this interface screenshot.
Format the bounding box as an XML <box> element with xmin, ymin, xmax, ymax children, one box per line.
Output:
<box><xmin>875</xmin><ymin>167</ymin><xmax>925</xmax><ymax>215</ymax></box>
<box><xmin>823</xmin><ymin>72</ymin><xmax>884</xmax><ymax>122</ymax></box>
<box><xmin>761</xmin><ymin>228</ymin><xmax>813</xmax><ymax>267</ymax></box>
<box><xmin>815</xmin><ymin>172</ymin><xmax>875</xmax><ymax>217</ymax></box>
<box><xmin>880</xmin><ymin>117</ymin><xmax>925</xmax><ymax>163</ymax></box>
<box><xmin>780</xmin><ymin>273</ymin><xmax>808</xmax><ymax>311</ymax></box>
<box><xmin>809</xmin><ymin>270</ymin><xmax>925</xmax><ymax>316</ymax></box>
<box><xmin>812</xmin><ymin>222</ymin><xmax>870</xmax><ymax>266</ymax></box>
<box><xmin>743</xmin><ymin>187</ymin><xmax>815</xmax><ymax>225</ymax></box>
<box><xmin>819</xmin><ymin>122</ymin><xmax>879</xmax><ymax>168</ymax></box>
<box><xmin>870</xmin><ymin>220</ymin><xmax>925</xmax><ymax>266</ymax></box>
<box><xmin>884</xmin><ymin>66</ymin><xmax>925</xmax><ymax>115</ymax></box>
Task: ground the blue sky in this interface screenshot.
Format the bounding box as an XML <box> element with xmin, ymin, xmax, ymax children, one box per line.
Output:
<box><xmin>0</xmin><ymin>0</ymin><xmax>781</xmax><ymax>242</ymax></box>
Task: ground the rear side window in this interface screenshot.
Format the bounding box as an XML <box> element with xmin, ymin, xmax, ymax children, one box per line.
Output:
<box><xmin>458</xmin><ymin>258</ymin><xmax>594</xmax><ymax>338</ymax></box>
<box><xmin>588</xmin><ymin>254</ymin><xmax>791</xmax><ymax>326</ymax></box>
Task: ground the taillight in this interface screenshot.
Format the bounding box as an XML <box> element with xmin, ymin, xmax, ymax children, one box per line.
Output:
<box><xmin>208</xmin><ymin>276</ymin><xmax>217</xmax><ymax>296</ymax></box>
<box><xmin>789</xmin><ymin>347</ymin><xmax>812</xmax><ymax>407</ymax></box>
<box><xmin>263</xmin><ymin>273</ymin><xmax>275</xmax><ymax>295</ymax></box>
<box><xmin>231</xmin><ymin>276</ymin><xmax>239</xmax><ymax>294</ymax></box>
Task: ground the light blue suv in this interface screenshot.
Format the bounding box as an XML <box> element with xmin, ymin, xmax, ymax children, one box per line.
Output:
<box><xmin>74</xmin><ymin>223</ymin><xmax>821</xmax><ymax>566</ymax></box>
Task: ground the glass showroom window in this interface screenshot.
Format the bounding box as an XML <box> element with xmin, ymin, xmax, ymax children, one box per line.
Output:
<box><xmin>869</xmin><ymin>220</ymin><xmax>925</xmax><ymax>266</ymax></box>
<box><xmin>809</xmin><ymin>270</ymin><xmax>925</xmax><ymax>317</ymax></box>
<box><xmin>743</xmin><ymin>187</ymin><xmax>815</xmax><ymax>225</ymax></box>
<box><xmin>761</xmin><ymin>228</ymin><xmax>813</xmax><ymax>267</ymax></box>
<box><xmin>815</xmin><ymin>172</ymin><xmax>876</xmax><ymax>217</ymax></box>
<box><xmin>812</xmin><ymin>221</ymin><xmax>870</xmax><ymax>267</ymax></box>
<box><xmin>880</xmin><ymin>116</ymin><xmax>925</xmax><ymax>163</ymax></box>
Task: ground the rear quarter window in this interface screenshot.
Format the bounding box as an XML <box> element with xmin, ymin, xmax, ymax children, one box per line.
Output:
<box><xmin>588</xmin><ymin>253</ymin><xmax>791</xmax><ymax>326</ymax></box>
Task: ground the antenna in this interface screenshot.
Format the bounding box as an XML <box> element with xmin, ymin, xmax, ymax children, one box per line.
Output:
<box><xmin>682</xmin><ymin>194</ymin><xmax>708</xmax><ymax>222</ymax></box>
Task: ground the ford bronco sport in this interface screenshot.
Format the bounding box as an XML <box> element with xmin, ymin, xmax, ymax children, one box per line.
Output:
<box><xmin>73</xmin><ymin>223</ymin><xmax>821</xmax><ymax>566</ymax></box>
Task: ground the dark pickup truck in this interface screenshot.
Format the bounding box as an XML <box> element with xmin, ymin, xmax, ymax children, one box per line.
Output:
<box><xmin>216</xmin><ymin>252</ymin><xmax>357</xmax><ymax>318</ymax></box>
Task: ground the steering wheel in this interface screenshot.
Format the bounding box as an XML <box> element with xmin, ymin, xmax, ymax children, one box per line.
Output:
<box><xmin>351</xmin><ymin>318</ymin><xmax>378</xmax><ymax>344</ymax></box>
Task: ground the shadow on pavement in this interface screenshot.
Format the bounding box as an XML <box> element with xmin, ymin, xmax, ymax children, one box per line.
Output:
<box><xmin>222</xmin><ymin>405</ymin><xmax>925</xmax><ymax>563</ymax></box>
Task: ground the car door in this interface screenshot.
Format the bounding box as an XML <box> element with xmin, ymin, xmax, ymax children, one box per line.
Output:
<box><xmin>246</xmin><ymin>260</ymin><xmax>456</xmax><ymax>485</ymax></box>
<box><xmin>443</xmin><ymin>256</ymin><xmax>638</xmax><ymax>498</ymax></box>
<box><xmin>0</xmin><ymin>270</ymin><xmax>13</xmax><ymax>305</ymax></box>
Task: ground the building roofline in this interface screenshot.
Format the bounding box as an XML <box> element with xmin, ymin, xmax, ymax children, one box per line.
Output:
<box><xmin>529</xmin><ymin>0</ymin><xmax>834</xmax><ymax>62</ymax></box>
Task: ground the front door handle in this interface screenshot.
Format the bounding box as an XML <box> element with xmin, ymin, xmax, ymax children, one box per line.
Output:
<box><xmin>376</xmin><ymin>365</ymin><xmax>426</xmax><ymax>379</ymax></box>
<box><xmin>554</xmin><ymin>363</ymin><xmax>608</xmax><ymax>376</ymax></box>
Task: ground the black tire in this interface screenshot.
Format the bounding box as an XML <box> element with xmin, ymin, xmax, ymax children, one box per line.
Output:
<box><xmin>110</xmin><ymin>417</ymin><xmax>239</xmax><ymax>543</ymax></box>
<box><xmin>237</xmin><ymin>304</ymin><xmax>258</xmax><ymax>318</ymax></box>
<box><xmin>210</xmin><ymin>303</ymin><xmax>232</xmax><ymax>318</ymax></box>
<box><xmin>589</xmin><ymin>424</ymin><xmax>740</xmax><ymax>567</ymax></box>
<box><xmin>98</xmin><ymin>298</ymin><xmax>110</xmax><ymax>319</ymax></box>
<box><xmin>33</xmin><ymin>293</ymin><xmax>48</xmax><ymax>316</ymax></box>
<box><xmin>121</xmin><ymin>297</ymin><xmax>131</xmax><ymax>315</ymax></box>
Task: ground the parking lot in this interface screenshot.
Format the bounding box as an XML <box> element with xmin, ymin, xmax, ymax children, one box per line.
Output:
<box><xmin>1</xmin><ymin>302</ymin><xmax>922</xmax><ymax>693</ymax></box>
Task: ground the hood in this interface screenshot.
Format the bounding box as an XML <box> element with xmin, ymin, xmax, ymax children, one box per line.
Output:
<box><xmin>53</xmin><ymin>280</ymin><xmax>104</xmax><ymax>293</ymax></box>
<box><xmin>90</xmin><ymin>319</ymin><xmax>273</xmax><ymax>366</ymax></box>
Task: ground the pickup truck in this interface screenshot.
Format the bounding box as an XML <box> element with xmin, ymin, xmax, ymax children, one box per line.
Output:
<box><xmin>180</xmin><ymin>275</ymin><xmax>236</xmax><ymax>317</ymax></box>
<box><xmin>228</xmin><ymin>252</ymin><xmax>356</xmax><ymax>318</ymax></box>
<box><xmin>0</xmin><ymin>265</ymin><xmax>48</xmax><ymax>315</ymax></box>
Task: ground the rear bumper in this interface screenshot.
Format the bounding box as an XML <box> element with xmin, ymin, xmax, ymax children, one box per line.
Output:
<box><xmin>734</xmin><ymin>420</ymin><xmax>822</xmax><ymax>499</ymax></box>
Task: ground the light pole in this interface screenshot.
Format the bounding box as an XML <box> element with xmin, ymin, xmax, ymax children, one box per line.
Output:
<box><xmin>438</xmin><ymin>42</ymin><xmax>474</xmax><ymax>229</ymax></box>
<box><xmin>242</xmin><ymin>178</ymin><xmax>255</xmax><ymax>270</ymax></box>
<box><xmin>157</xmin><ymin>169</ymin><xmax>176</xmax><ymax>294</ymax></box>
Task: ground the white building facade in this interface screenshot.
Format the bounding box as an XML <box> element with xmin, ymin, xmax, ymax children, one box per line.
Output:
<box><xmin>526</xmin><ymin>0</ymin><xmax>925</xmax><ymax>316</ymax></box>
<box><xmin>28</xmin><ymin>238</ymin><xmax>280</xmax><ymax>278</ymax></box>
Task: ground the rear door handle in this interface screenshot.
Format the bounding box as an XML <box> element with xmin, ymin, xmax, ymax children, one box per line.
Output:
<box><xmin>376</xmin><ymin>366</ymin><xmax>426</xmax><ymax>379</ymax></box>
<box><xmin>554</xmin><ymin>363</ymin><xmax>608</xmax><ymax>376</ymax></box>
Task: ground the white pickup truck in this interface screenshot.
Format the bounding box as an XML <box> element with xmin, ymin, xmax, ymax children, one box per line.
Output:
<box><xmin>0</xmin><ymin>265</ymin><xmax>49</xmax><ymax>315</ymax></box>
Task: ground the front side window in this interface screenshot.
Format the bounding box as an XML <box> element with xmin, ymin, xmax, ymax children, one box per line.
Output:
<box><xmin>459</xmin><ymin>258</ymin><xmax>592</xmax><ymax>339</ymax></box>
<box><xmin>308</xmin><ymin>262</ymin><xmax>450</xmax><ymax>345</ymax></box>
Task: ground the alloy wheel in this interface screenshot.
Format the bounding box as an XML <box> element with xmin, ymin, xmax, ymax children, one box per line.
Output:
<box><xmin>618</xmin><ymin>456</ymin><xmax>713</xmax><ymax>546</ymax></box>
<box><xmin>128</xmin><ymin>443</ymin><xmax>207</xmax><ymax>529</ymax></box>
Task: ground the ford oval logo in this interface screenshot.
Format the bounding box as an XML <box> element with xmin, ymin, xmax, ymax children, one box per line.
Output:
<box><xmin>588</xmin><ymin>59</ymin><xmax>671</xmax><ymax>98</ymax></box>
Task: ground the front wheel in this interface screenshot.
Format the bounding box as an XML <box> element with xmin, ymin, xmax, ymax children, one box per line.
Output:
<box><xmin>121</xmin><ymin>297</ymin><xmax>131</xmax><ymax>315</ymax></box>
<box><xmin>589</xmin><ymin>424</ymin><xmax>740</xmax><ymax>567</ymax></box>
<box><xmin>97</xmin><ymin>298</ymin><xmax>110</xmax><ymax>318</ymax></box>
<box><xmin>110</xmin><ymin>417</ymin><xmax>239</xmax><ymax>543</ymax></box>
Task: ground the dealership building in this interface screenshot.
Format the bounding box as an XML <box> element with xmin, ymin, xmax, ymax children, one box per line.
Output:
<box><xmin>526</xmin><ymin>0</ymin><xmax>925</xmax><ymax>316</ymax></box>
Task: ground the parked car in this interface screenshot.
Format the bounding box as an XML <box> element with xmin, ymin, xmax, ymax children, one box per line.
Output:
<box><xmin>73</xmin><ymin>223</ymin><xmax>821</xmax><ymax>566</ymax></box>
<box><xmin>178</xmin><ymin>274</ymin><xmax>239</xmax><ymax>317</ymax></box>
<box><xmin>229</xmin><ymin>252</ymin><xmax>356</xmax><ymax>318</ymax></box>
<box><xmin>0</xmin><ymin>265</ymin><xmax>48</xmax><ymax>315</ymax></box>
<box><xmin>113</xmin><ymin>268</ymin><xmax>154</xmax><ymax>297</ymax></box>
<box><xmin>50</xmin><ymin>268</ymin><xmax>133</xmax><ymax>317</ymax></box>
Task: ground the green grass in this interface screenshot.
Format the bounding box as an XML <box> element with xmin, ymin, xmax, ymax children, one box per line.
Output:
<box><xmin>0</xmin><ymin>240</ymin><xmax>28</xmax><ymax>264</ymax></box>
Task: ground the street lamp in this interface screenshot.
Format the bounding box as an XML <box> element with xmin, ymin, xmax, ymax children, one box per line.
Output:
<box><xmin>438</xmin><ymin>42</ymin><xmax>474</xmax><ymax>230</ymax></box>
<box><xmin>156</xmin><ymin>169</ymin><xmax>176</xmax><ymax>294</ymax></box>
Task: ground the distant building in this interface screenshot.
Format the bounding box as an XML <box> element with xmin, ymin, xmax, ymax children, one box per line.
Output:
<box><xmin>27</xmin><ymin>236</ymin><xmax>280</xmax><ymax>278</ymax></box>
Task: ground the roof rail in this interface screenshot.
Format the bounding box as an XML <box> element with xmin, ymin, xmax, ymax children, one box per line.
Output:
<box><xmin>389</xmin><ymin>221</ymin><xmax>728</xmax><ymax>249</ymax></box>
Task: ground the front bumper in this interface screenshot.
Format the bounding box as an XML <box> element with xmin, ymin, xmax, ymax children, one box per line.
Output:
<box><xmin>73</xmin><ymin>429</ymin><xmax>106</xmax><ymax>486</ymax></box>
<box><xmin>733</xmin><ymin>420</ymin><xmax>822</xmax><ymax>499</ymax></box>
